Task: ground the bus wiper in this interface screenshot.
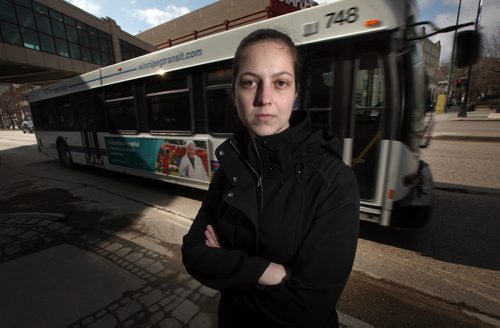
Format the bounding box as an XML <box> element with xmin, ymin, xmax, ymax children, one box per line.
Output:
<box><xmin>406</xmin><ymin>21</ymin><xmax>475</xmax><ymax>41</ymax></box>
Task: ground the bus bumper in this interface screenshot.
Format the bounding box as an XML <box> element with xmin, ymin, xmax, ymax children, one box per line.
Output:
<box><xmin>390</xmin><ymin>161</ymin><xmax>434</xmax><ymax>228</ymax></box>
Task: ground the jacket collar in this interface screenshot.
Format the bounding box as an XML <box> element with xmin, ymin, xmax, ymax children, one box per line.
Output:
<box><xmin>230</xmin><ymin>110</ymin><xmax>313</xmax><ymax>173</ymax></box>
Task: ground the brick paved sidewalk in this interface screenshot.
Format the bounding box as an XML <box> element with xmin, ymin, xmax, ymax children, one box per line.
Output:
<box><xmin>0</xmin><ymin>212</ymin><xmax>371</xmax><ymax>328</ymax></box>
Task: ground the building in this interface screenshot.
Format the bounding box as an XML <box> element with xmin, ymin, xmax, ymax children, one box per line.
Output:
<box><xmin>419</xmin><ymin>27</ymin><xmax>441</xmax><ymax>78</ymax></box>
<box><xmin>419</xmin><ymin>27</ymin><xmax>441</xmax><ymax>98</ymax></box>
<box><xmin>0</xmin><ymin>0</ymin><xmax>154</xmax><ymax>85</ymax></box>
<box><xmin>136</xmin><ymin>0</ymin><xmax>317</xmax><ymax>49</ymax></box>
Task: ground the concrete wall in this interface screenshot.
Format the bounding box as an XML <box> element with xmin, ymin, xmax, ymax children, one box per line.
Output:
<box><xmin>136</xmin><ymin>0</ymin><xmax>269</xmax><ymax>47</ymax></box>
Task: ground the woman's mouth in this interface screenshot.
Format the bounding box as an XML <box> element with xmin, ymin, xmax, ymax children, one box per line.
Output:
<box><xmin>255</xmin><ymin>114</ymin><xmax>274</xmax><ymax>122</ymax></box>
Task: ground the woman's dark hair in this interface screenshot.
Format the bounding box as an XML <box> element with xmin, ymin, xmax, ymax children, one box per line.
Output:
<box><xmin>232</xmin><ymin>28</ymin><xmax>301</xmax><ymax>92</ymax></box>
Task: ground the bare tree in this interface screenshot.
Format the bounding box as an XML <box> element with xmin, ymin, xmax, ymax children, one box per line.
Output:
<box><xmin>0</xmin><ymin>84</ymin><xmax>36</xmax><ymax>129</ymax></box>
<box><xmin>470</xmin><ymin>26</ymin><xmax>500</xmax><ymax>103</ymax></box>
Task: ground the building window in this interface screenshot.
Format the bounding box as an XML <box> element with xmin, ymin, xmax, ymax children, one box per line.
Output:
<box><xmin>1</xmin><ymin>1</ymin><xmax>18</xmax><ymax>24</ymax></box>
<box><xmin>39</xmin><ymin>32</ymin><xmax>55</xmax><ymax>53</ymax></box>
<box><xmin>119</xmin><ymin>39</ymin><xmax>149</xmax><ymax>61</ymax></box>
<box><xmin>16</xmin><ymin>5</ymin><xmax>35</xmax><ymax>29</ymax></box>
<box><xmin>35</xmin><ymin>12</ymin><xmax>51</xmax><ymax>35</ymax></box>
<box><xmin>20</xmin><ymin>27</ymin><xmax>40</xmax><ymax>50</ymax></box>
<box><xmin>54</xmin><ymin>38</ymin><xmax>69</xmax><ymax>57</ymax></box>
<box><xmin>0</xmin><ymin>0</ymin><xmax>115</xmax><ymax>65</ymax></box>
<box><xmin>0</xmin><ymin>20</ymin><xmax>22</xmax><ymax>46</ymax></box>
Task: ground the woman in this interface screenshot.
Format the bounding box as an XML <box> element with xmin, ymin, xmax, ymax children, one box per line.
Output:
<box><xmin>182</xmin><ymin>29</ymin><xmax>359</xmax><ymax>327</ymax></box>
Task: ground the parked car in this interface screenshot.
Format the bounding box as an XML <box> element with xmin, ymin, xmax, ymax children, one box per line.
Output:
<box><xmin>21</xmin><ymin>120</ymin><xmax>34</xmax><ymax>133</ymax></box>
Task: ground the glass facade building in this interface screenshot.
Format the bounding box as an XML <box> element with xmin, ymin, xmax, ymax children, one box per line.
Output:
<box><xmin>0</xmin><ymin>0</ymin><xmax>116</xmax><ymax>65</ymax></box>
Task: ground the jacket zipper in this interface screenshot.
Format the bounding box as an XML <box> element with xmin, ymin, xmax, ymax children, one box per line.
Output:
<box><xmin>228</xmin><ymin>139</ymin><xmax>264</xmax><ymax>212</ymax></box>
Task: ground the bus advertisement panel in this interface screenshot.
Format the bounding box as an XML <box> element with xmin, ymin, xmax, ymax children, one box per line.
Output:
<box><xmin>105</xmin><ymin>138</ymin><xmax>211</xmax><ymax>182</ymax></box>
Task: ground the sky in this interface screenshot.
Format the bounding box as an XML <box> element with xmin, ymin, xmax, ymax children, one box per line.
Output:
<box><xmin>66</xmin><ymin>0</ymin><xmax>499</xmax><ymax>63</ymax></box>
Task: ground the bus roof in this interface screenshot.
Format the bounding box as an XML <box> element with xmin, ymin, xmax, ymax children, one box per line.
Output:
<box><xmin>28</xmin><ymin>0</ymin><xmax>412</xmax><ymax>103</ymax></box>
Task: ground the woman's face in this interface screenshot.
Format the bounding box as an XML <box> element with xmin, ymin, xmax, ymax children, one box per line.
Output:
<box><xmin>234</xmin><ymin>40</ymin><xmax>296</xmax><ymax>137</ymax></box>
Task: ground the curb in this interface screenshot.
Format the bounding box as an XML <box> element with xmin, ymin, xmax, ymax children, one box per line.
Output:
<box><xmin>431</xmin><ymin>135</ymin><xmax>500</xmax><ymax>142</ymax></box>
<box><xmin>434</xmin><ymin>182</ymin><xmax>500</xmax><ymax>196</ymax></box>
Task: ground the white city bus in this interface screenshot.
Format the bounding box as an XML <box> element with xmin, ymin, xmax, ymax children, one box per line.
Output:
<box><xmin>27</xmin><ymin>0</ymin><xmax>477</xmax><ymax>227</ymax></box>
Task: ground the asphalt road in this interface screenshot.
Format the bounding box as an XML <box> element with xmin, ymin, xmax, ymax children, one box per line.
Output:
<box><xmin>1</xmin><ymin>131</ymin><xmax>499</xmax><ymax>327</ymax></box>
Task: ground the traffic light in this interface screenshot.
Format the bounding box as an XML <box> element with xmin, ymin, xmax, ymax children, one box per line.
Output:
<box><xmin>456</xmin><ymin>78</ymin><xmax>467</xmax><ymax>88</ymax></box>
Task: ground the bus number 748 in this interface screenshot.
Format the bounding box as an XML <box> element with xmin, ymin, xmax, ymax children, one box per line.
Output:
<box><xmin>326</xmin><ymin>7</ymin><xmax>359</xmax><ymax>28</ymax></box>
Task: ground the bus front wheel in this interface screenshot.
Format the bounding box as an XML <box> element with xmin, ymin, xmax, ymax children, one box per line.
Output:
<box><xmin>57</xmin><ymin>139</ymin><xmax>74</xmax><ymax>168</ymax></box>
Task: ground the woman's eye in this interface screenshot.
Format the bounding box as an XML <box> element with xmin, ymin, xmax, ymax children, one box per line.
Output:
<box><xmin>241</xmin><ymin>80</ymin><xmax>257</xmax><ymax>88</ymax></box>
<box><xmin>275</xmin><ymin>80</ymin><xmax>289</xmax><ymax>88</ymax></box>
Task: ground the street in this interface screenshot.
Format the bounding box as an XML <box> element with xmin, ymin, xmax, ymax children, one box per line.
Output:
<box><xmin>0</xmin><ymin>129</ymin><xmax>499</xmax><ymax>328</ymax></box>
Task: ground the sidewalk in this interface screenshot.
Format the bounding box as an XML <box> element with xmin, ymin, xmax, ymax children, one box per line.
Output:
<box><xmin>0</xmin><ymin>212</ymin><xmax>372</xmax><ymax>328</ymax></box>
<box><xmin>434</xmin><ymin>106</ymin><xmax>500</xmax><ymax>122</ymax></box>
<box><xmin>431</xmin><ymin>106</ymin><xmax>500</xmax><ymax>142</ymax></box>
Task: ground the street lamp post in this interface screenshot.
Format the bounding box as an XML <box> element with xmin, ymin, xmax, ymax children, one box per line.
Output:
<box><xmin>458</xmin><ymin>0</ymin><xmax>482</xmax><ymax>118</ymax></box>
<box><xmin>446</xmin><ymin>0</ymin><xmax>462</xmax><ymax>113</ymax></box>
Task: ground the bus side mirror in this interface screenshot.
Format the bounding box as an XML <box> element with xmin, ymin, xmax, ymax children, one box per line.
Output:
<box><xmin>455</xmin><ymin>30</ymin><xmax>481</xmax><ymax>68</ymax></box>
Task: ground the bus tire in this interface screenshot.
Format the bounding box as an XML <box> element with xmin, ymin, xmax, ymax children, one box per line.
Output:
<box><xmin>57</xmin><ymin>139</ymin><xmax>74</xmax><ymax>168</ymax></box>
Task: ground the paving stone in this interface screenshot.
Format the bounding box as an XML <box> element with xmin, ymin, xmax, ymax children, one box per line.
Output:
<box><xmin>160</xmin><ymin>297</ymin><xmax>174</xmax><ymax>307</ymax></box>
<box><xmin>136</xmin><ymin>257</ymin><xmax>154</xmax><ymax>268</ymax></box>
<box><xmin>181</xmin><ymin>289</ymin><xmax>193</xmax><ymax>298</ymax></box>
<box><xmin>125</xmin><ymin>252</ymin><xmax>143</xmax><ymax>263</ymax></box>
<box><xmin>116</xmin><ymin>301</ymin><xmax>143</xmax><ymax>321</ymax></box>
<box><xmin>96</xmin><ymin>309</ymin><xmax>107</xmax><ymax>318</ymax></box>
<box><xmin>146</xmin><ymin>261</ymin><xmax>165</xmax><ymax>274</ymax></box>
<box><xmin>138</xmin><ymin>289</ymin><xmax>164</xmax><ymax>307</ymax></box>
<box><xmin>171</xmin><ymin>299</ymin><xmax>199</xmax><ymax>324</ymax></box>
<box><xmin>157</xmin><ymin>317</ymin><xmax>182</xmax><ymax>328</ymax></box>
<box><xmin>189</xmin><ymin>311</ymin><xmax>215</xmax><ymax>328</ymax></box>
<box><xmin>96</xmin><ymin>240</ymin><xmax>111</xmax><ymax>248</ymax></box>
<box><xmin>164</xmin><ymin>297</ymin><xmax>183</xmax><ymax>312</ymax></box>
<box><xmin>105</xmin><ymin>242</ymin><xmax>123</xmax><ymax>252</ymax></box>
<box><xmin>82</xmin><ymin>316</ymin><xmax>94</xmax><ymax>325</ymax></box>
<box><xmin>186</xmin><ymin>279</ymin><xmax>202</xmax><ymax>290</ymax></box>
<box><xmin>115</xmin><ymin>247</ymin><xmax>132</xmax><ymax>257</ymax></box>
<box><xmin>198</xmin><ymin>286</ymin><xmax>218</xmax><ymax>298</ymax></box>
<box><xmin>150</xmin><ymin>310</ymin><xmax>166</xmax><ymax>323</ymax></box>
<box><xmin>88</xmin><ymin>315</ymin><xmax>116</xmax><ymax>328</ymax></box>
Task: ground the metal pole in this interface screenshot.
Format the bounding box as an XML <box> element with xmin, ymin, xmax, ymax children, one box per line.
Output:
<box><xmin>445</xmin><ymin>0</ymin><xmax>462</xmax><ymax>113</ymax></box>
<box><xmin>458</xmin><ymin>0</ymin><xmax>482</xmax><ymax>117</ymax></box>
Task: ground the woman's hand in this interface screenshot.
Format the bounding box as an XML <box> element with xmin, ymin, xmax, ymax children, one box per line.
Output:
<box><xmin>205</xmin><ymin>225</ymin><xmax>220</xmax><ymax>248</ymax></box>
<box><xmin>204</xmin><ymin>225</ymin><xmax>287</xmax><ymax>285</ymax></box>
<box><xmin>258</xmin><ymin>262</ymin><xmax>288</xmax><ymax>285</ymax></box>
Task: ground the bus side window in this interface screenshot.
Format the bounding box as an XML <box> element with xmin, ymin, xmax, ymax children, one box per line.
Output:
<box><xmin>303</xmin><ymin>59</ymin><xmax>333</xmax><ymax>129</ymax></box>
<box><xmin>54</xmin><ymin>96</ymin><xmax>75</xmax><ymax>130</ymax></box>
<box><xmin>145</xmin><ymin>74</ymin><xmax>192</xmax><ymax>134</ymax></box>
<box><xmin>37</xmin><ymin>100</ymin><xmax>54</xmax><ymax>130</ymax></box>
<box><xmin>205</xmin><ymin>63</ymin><xmax>242</xmax><ymax>135</ymax></box>
<box><xmin>352</xmin><ymin>52</ymin><xmax>385</xmax><ymax>200</ymax></box>
<box><xmin>104</xmin><ymin>83</ymin><xmax>138</xmax><ymax>134</ymax></box>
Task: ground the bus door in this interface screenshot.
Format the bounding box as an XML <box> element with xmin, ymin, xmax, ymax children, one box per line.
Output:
<box><xmin>75</xmin><ymin>91</ymin><xmax>103</xmax><ymax>165</ymax></box>
<box><xmin>350</xmin><ymin>51</ymin><xmax>388</xmax><ymax>214</ymax></box>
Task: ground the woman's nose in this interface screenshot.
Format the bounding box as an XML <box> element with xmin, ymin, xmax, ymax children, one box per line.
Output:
<box><xmin>256</xmin><ymin>83</ymin><xmax>272</xmax><ymax>106</ymax></box>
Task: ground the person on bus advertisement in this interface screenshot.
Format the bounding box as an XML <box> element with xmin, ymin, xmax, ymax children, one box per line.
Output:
<box><xmin>179</xmin><ymin>140</ymin><xmax>209</xmax><ymax>181</ymax></box>
<box><xmin>182</xmin><ymin>29</ymin><xmax>359</xmax><ymax>327</ymax></box>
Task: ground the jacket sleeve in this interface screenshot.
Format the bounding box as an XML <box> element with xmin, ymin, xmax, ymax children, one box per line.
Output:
<box><xmin>181</xmin><ymin>170</ymin><xmax>270</xmax><ymax>291</ymax></box>
<box><xmin>236</xmin><ymin>165</ymin><xmax>360</xmax><ymax>327</ymax></box>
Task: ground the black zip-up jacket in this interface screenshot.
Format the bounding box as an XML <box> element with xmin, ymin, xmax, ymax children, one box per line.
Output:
<box><xmin>182</xmin><ymin>110</ymin><xmax>359</xmax><ymax>327</ymax></box>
